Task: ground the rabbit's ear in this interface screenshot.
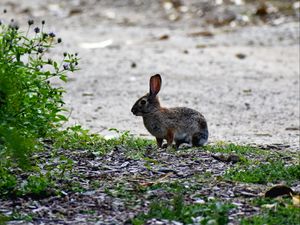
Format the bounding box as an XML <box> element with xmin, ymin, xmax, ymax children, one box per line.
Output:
<box><xmin>149</xmin><ymin>74</ymin><xmax>162</xmax><ymax>97</ymax></box>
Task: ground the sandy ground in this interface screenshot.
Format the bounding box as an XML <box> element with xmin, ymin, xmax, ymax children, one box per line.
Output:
<box><xmin>1</xmin><ymin>0</ymin><xmax>299</xmax><ymax>149</ymax></box>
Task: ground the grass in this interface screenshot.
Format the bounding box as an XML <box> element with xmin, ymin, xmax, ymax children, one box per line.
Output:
<box><xmin>132</xmin><ymin>194</ymin><xmax>234</xmax><ymax>225</ymax></box>
<box><xmin>203</xmin><ymin>142</ymin><xmax>299</xmax><ymax>185</ymax></box>
<box><xmin>204</xmin><ymin>143</ymin><xmax>264</xmax><ymax>156</ymax></box>
<box><xmin>242</xmin><ymin>198</ymin><xmax>300</xmax><ymax>225</ymax></box>
<box><xmin>0</xmin><ymin>167</ymin><xmax>17</xmax><ymax>196</ymax></box>
<box><xmin>0</xmin><ymin>127</ymin><xmax>153</xmax><ymax>198</ymax></box>
<box><xmin>225</xmin><ymin>160</ymin><xmax>300</xmax><ymax>185</ymax></box>
<box><xmin>242</xmin><ymin>206</ymin><xmax>300</xmax><ymax>225</ymax></box>
<box><xmin>51</xmin><ymin>125</ymin><xmax>107</xmax><ymax>152</ymax></box>
<box><xmin>1</xmin><ymin>130</ymin><xmax>299</xmax><ymax>224</ymax></box>
<box><xmin>203</xmin><ymin>142</ymin><xmax>293</xmax><ymax>162</ymax></box>
<box><xmin>51</xmin><ymin>126</ymin><xmax>154</xmax><ymax>157</ymax></box>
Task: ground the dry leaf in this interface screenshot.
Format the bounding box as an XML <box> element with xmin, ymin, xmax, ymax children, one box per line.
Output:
<box><xmin>188</xmin><ymin>31</ymin><xmax>214</xmax><ymax>37</ymax></box>
<box><xmin>69</xmin><ymin>8</ymin><xmax>83</xmax><ymax>16</ymax></box>
<box><xmin>158</xmin><ymin>34</ymin><xmax>170</xmax><ymax>40</ymax></box>
<box><xmin>291</xmin><ymin>193</ymin><xmax>300</xmax><ymax>207</ymax></box>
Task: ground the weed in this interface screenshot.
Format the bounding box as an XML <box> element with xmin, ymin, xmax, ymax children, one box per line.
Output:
<box><xmin>90</xmin><ymin>180</ymin><xmax>101</xmax><ymax>189</ymax></box>
<box><xmin>0</xmin><ymin>12</ymin><xmax>79</xmax><ymax>164</ymax></box>
<box><xmin>132</xmin><ymin>194</ymin><xmax>233</xmax><ymax>225</ymax></box>
<box><xmin>0</xmin><ymin>213</ymin><xmax>9</xmax><ymax>224</ymax></box>
<box><xmin>51</xmin><ymin>125</ymin><xmax>106</xmax><ymax>151</ymax></box>
<box><xmin>80</xmin><ymin>210</ymin><xmax>96</xmax><ymax>215</ymax></box>
<box><xmin>147</xmin><ymin>180</ymin><xmax>185</xmax><ymax>193</ymax></box>
<box><xmin>204</xmin><ymin>143</ymin><xmax>264</xmax><ymax>156</ymax></box>
<box><xmin>52</xmin><ymin>127</ymin><xmax>154</xmax><ymax>157</ymax></box>
<box><xmin>21</xmin><ymin>174</ymin><xmax>52</xmax><ymax>197</ymax></box>
<box><xmin>225</xmin><ymin>160</ymin><xmax>300</xmax><ymax>184</ymax></box>
<box><xmin>70</xmin><ymin>182</ymin><xmax>87</xmax><ymax>193</ymax></box>
<box><xmin>0</xmin><ymin>167</ymin><xmax>17</xmax><ymax>196</ymax></box>
<box><xmin>9</xmin><ymin>212</ymin><xmax>33</xmax><ymax>222</ymax></box>
<box><xmin>241</xmin><ymin>199</ymin><xmax>300</xmax><ymax>225</ymax></box>
<box><xmin>108</xmin><ymin>129</ymin><xmax>154</xmax><ymax>158</ymax></box>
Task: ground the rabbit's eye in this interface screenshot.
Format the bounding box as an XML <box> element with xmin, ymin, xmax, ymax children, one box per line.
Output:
<box><xmin>140</xmin><ymin>100</ymin><xmax>146</xmax><ymax>105</ymax></box>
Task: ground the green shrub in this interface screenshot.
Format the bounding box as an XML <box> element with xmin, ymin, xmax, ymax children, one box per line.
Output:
<box><xmin>0</xmin><ymin>14</ymin><xmax>79</xmax><ymax>164</ymax></box>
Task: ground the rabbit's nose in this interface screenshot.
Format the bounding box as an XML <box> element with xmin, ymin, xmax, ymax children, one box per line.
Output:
<box><xmin>131</xmin><ymin>107</ymin><xmax>137</xmax><ymax>115</ymax></box>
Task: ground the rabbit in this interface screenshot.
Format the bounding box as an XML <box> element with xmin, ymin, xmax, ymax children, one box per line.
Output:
<box><xmin>131</xmin><ymin>74</ymin><xmax>208</xmax><ymax>149</ymax></box>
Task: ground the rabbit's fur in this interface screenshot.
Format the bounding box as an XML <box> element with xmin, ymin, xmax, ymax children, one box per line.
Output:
<box><xmin>131</xmin><ymin>74</ymin><xmax>208</xmax><ymax>149</ymax></box>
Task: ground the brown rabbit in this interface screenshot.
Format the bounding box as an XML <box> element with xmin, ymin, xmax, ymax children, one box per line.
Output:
<box><xmin>131</xmin><ymin>74</ymin><xmax>208</xmax><ymax>149</ymax></box>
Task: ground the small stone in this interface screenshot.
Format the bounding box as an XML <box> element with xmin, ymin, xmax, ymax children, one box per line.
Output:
<box><xmin>131</xmin><ymin>62</ymin><xmax>137</xmax><ymax>68</ymax></box>
<box><xmin>236</xmin><ymin>53</ymin><xmax>246</xmax><ymax>59</ymax></box>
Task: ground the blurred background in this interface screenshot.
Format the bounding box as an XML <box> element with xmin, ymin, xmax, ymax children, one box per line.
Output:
<box><xmin>1</xmin><ymin>0</ymin><xmax>299</xmax><ymax>148</ymax></box>
<box><xmin>1</xmin><ymin>0</ymin><xmax>299</xmax><ymax>26</ymax></box>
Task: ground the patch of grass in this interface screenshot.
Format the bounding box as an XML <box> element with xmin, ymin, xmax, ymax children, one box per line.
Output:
<box><xmin>9</xmin><ymin>212</ymin><xmax>33</xmax><ymax>222</ymax></box>
<box><xmin>80</xmin><ymin>209</ymin><xmax>96</xmax><ymax>215</ymax></box>
<box><xmin>21</xmin><ymin>174</ymin><xmax>52</xmax><ymax>197</ymax></box>
<box><xmin>0</xmin><ymin>152</ymin><xmax>76</xmax><ymax>197</ymax></box>
<box><xmin>0</xmin><ymin>170</ymin><xmax>55</xmax><ymax>198</ymax></box>
<box><xmin>90</xmin><ymin>180</ymin><xmax>101</xmax><ymax>189</ymax></box>
<box><xmin>107</xmin><ymin>129</ymin><xmax>154</xmax><ymax>159</ymax></box>
<box><xmin>52</xmin><ymin>125</ymin><xmax>106</xmax><ymax>151</ymax></box>
<box><xmin>65</xmin><ymin>181</ymin><xmax>86</xmax><ymax>193</ymax></box>
<box><xmin>241</xmin><ymin>200</ymin><xmax>300</xmax><ymax>225</ymax></box>
<box><xmin>205</xmin><ymin>143</ymin><xmax>298</xmax><ymax>168</ymax></box>
<box><xmin>52</xmin><ymin>127</ymin><xmax>154</xmax><ymax>158</ymax></box>
<box><xmin>146</xmin><ymin>179</ymin><xmax>205</xmax><ymax>196</ymax></box>
<box><xmin>225</xmin><ymin>160</ymin><xmax>300</xmax><ymax>184</ymax></box>
<box><xmin>104</xmin><ymin>181</ymin><xmax>138</xmax><ymax>201</ymax></box>
<box><xmin>132</xmin><ymin>194</ymin><xmax>233</xmax><ymax>225</ymax></box>
<box><xmin>123</xmin><ymin>138</ymin><xmax>154</xmax><ymax>159</ymax></box>
<box><xmin>0</xmin><ymin>167</ymin><xmax>17</xmax><ymax>196</ymax></box>
<box><xmin>0</xmin><ymin>213</ymin><xmax>9</xmax><ymax>224</ymax></box>
<box><xmin>205</xmin><ymin>143</ymin><xmax>264</xmax><ymax>156</ymax></box>
<box><xmin>150</xmin><ymin>180</ymin><xmax>183</xmax><ymax>191</ymax></box>
<box><xmin>1</xmin><ymin>128</ymin><xmax>154</xmax><ymax>198</ymax></box>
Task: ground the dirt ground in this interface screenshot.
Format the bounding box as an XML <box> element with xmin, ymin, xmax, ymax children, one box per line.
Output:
<box><xmin>1</xmin><ymin>0</ymin><xmax>299</xmax><ymax>149</ymax></box>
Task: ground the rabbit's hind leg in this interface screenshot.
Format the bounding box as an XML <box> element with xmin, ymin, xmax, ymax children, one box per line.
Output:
<box><xmin>175</xmin><ymin>139</ymin><xmax>185</xmax><ymax>149</ymax></box>
<box><xmin>174</xmin><ymin>133</ymin><xmax>189</xmax><ymax>149</ymax></box>
<box><xmin>192</xmin><ymin>129</ymin><xmax>209</xmax><ymax>147</ymax></box>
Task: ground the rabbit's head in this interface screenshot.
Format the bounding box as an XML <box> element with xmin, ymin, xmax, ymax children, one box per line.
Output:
<box><xmin>131</xmin><ymin>74</ymin><xmax>162</xmax><ymax>116</ymax></box>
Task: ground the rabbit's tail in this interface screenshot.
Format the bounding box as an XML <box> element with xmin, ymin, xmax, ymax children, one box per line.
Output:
<box><xmin>192</xmin><ymin>128</ymin><xmax>209</xmax><ymax>147</ymax></box>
